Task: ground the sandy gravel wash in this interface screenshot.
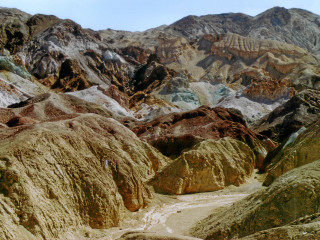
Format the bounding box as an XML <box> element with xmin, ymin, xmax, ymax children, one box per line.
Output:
<box><xmin>100</xmin><ymin>171</ymin><xmax>265</xmax><ymax>240</ymax></box>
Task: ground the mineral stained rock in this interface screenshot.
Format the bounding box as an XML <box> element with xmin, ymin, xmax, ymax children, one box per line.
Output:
<box><xmin>263</xmin><ymin>120</ymin><xmax>320</xmax><ymax>185</ymax></box>
<box><xmin>253</xmin><ymin>89</ymin><xmax>320</xmax><ymax>142</ymax></box>
<box><xmin>131</xmin><ymin>105</ymin><xmax>267</xmax><ymax>169</ymax></box>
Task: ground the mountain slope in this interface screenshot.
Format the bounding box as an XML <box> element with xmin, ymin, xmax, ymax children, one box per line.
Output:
<box><xmin>101</xmin><ymin>7</ymin><xmax>320</xmax><ymax>55</ymax></box>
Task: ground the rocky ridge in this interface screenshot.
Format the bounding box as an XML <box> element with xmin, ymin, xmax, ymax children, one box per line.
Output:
<box><xmin>131</xmin><ymin>106</ymin><xmax>269</xmax><ymax>168</ymax></box>
<box><xmin>101</xmin><ymin>7</ymin><xmax>320</xmax><ymax>55</ymax></box>
<box><xmin>253</xmin><ymin>89</ymin><xmax>320</xmax><ymax>142</ymax></box>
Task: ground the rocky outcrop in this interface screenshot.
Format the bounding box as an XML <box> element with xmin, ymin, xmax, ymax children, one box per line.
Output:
<box><xmin>0</xmin><ymin>7</ymin><xmax>31</xmax><ymax>53</ymax></box>
<box><xmin>99</xmin><ymin>8</ymin><xmax>320</xmax><ymax>124</ymax></box>
<box><xmin>0</xmin><ymin>56</ymin><xmax>48</xmax><ymax>107</ymax></box>
<box><xmin>253</xmin><ymin>89</ymin><xmax>320</xmax><ymax>142</ymax></box>
<box><xmin>22</xmin><ymin>19</ymin><xmax>133</xmax><ymax>90</ymax></box>
<box><xmin>0</xmin><ymin>113</ymin><xmax>170</xmax><ymax>239</ymax></box>
<box><xmin>129</xmin><ymin>59</ymin><xmax>177</xmax><ymax>94</ymax></box>
<box><xmin>1</xmin><ymin>7</ymin><xmax>319</xmax><ymax>127</ymax></box>
<box><xmin>149</xmin><ymin>138</ymin><xmax>255</xmax><ymax>195</ymax></box>
<box><xmin>242</xmin><ymin>78</ymin><xmax>294</xmax><ymax>102</ymax></box>
<box><xmin>263</xmin><ymin>120</ymin><xmax>320</xmax><ymax>185</ymax></box>
<box><xmin>50</xmin><ymin>58</ymin><xmax>92</xmax><ymax>92</ymax></box>
<box><xmin>117</xmin><ymin>231</ymin><xmax>202</xmax><ymax>240</ymax></box>
<box><xmin>210</xmin><ymin>33</ymin><xmax>307</xmax><ymax>61</ymax></box>
<box><xmin>131</xmin><ymin>106</ymin><xmax>267</xmax><ymax>168</ymax></box>
<box><xmin>192</xmin><ymin>160</ymin><xmax>320</xmax><ymax>240</ymax></box>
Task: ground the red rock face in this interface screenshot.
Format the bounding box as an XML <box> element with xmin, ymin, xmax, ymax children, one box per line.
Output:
<box><xmin>131</xmin><ymin>106</ymin><xmax>267</xmax><ymax>165</ymax></box>
<box><xmin>243</xmin><ymin>78</ymin><xmax>295</xmax><ymax>101</ymax></box>
<box><xmin>104</xmin><ymin>85</ymin><xmax>130</xmax><ymax>110</ymax></box>
<box><xmin>1</xmin><ymin>92</ymin><xmax>121</xmax><ymax>128</ymax></box>
<box><xmin>120</xmin><ymin>46</ymin><xmax>151</xmax><ymax>64</ymax></box>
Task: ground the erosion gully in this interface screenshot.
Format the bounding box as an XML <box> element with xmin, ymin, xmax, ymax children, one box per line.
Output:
<box><xmin>97</xmin><ymin>171</ymin><xmax>265</xmax><ymax>240</ymax></box>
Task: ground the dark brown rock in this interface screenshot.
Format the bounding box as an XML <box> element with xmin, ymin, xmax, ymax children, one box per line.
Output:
<box><xmin>131</xmin><ymin>106</ymin><xmax>268</xmax><ymax>168</ymax></box>
<box><xmin>253</xmin><ymin>89</ymin><xmax>320</xmax><ymax>142</ymax></box>
<box><xmin>263</xmin><ymin>120</ymin><xmax>320</xmax><ymax>186</ymax></box>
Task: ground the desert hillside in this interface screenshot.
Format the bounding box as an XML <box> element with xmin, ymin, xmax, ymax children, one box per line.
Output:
<box><xmin>0</xmin><ymin>5</ymin><xmax>319</xmax><ymax>240</ymax></box>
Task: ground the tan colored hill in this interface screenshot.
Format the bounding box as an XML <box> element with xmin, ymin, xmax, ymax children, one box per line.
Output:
<box><xmin>149</xmin><ymin>138</ymin><xmax>255</xmax><ymax>195</ymax></box>
<box><xmin>192</xmin><ymin>160</ymin><xmax>320</xmax><ymax>239</ymax></box>
<box><xmin>0</xmin><ymin>113</ymin><xmax>170</xmax><ymax>239</ymax></box>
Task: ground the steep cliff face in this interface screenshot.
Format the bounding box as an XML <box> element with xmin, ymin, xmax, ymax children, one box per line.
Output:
<box><xmin>149</xmin><ymin>138</ymin><xmax>255</xmax><ymax>195</ymax></box>
<box><xmin>192</xmin><ymin>160</ymin><xmax>320</xmax><ymax>239</ymax></box>
<box><xmin>0</xmin><ymin>114</ymin><xmax>170</xmax><ymax>239</ymax></box>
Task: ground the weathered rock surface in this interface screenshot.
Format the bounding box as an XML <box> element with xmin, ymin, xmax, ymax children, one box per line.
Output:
<box><xmin>241</xmin><ymin>221</ymin><xmax>320</xmax><ymax>240</ymax></box>
<box><xmin>117</xmin><ymin>231</ymin><xmax>201</xmax><ymax>240</ymax></box>
<box><xmin>0</xmin><ymin>55</ymin><xmax>48</xmax><ymax>107</ymax></box>
<box><xmin>0</xmin><ymin>7</ymin><xmax>31</xmax><ymax>53</ymax></box>
<box><xmin>99</xmin><ymin>8</ymin><xmax>320</xmax><ymax>123</ymax></box>
<box><xmin>1</xmin><ymin>7</ymin><xmax>320</xmax><ymax>125</ymax></box>
<box><xmin>0</xmin><ymin>113</ymin><xmax>170</xmax><ymax>239</ymax></box>
<box><xmin>253</xmin><ymin>89</ymin><xmax>320</xmax><ymax>142</ymax></box>
<box><xmin>192</xmin><ymin>160</ymin><xmax>320</xmax><ymax>240</ymax></box>
<box><xmin>149</xmin><ymin>138</ymin><xmax>255</xmax><ymax>195</ymax></box>
<box><xmin>263</xmin><ymin>120</ymin><xmax>320</xmax><ymax>186</ymax></box>
<box><xmin>102</xmin><ymin>28</ymin><xmax>320</xmax><ymax>122</ymax></box>
<box><xmin>131</xmin><ymin>106</ymin><xmax>267</xmax><ymax>168</ymax></box>
<box><xmin>22</xmin><ymin>19</ymin><xmax>134</xmax><ymax>92</ymax></box>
